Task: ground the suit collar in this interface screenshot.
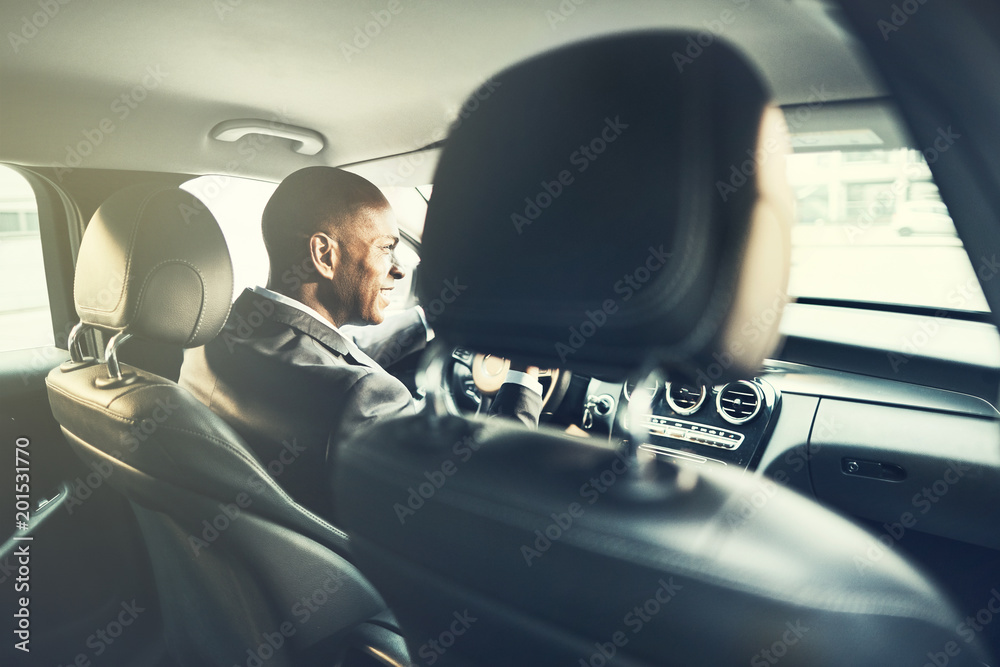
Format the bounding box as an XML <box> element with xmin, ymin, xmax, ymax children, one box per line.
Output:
<box><xmin>234</xmin><ymin>289</ymin><xmax>377</xmax><ymax>368</ymax></box>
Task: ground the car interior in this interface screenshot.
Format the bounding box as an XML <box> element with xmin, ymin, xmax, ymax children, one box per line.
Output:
<box><xmin>3</xmin><ymin>1</ymin><xmax>1000</xmax><ymax>666</ymax></box>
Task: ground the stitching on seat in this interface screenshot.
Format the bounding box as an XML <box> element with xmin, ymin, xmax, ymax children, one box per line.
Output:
<box><xmin>129</xmin><ymin>258</ymin><xmax>205</xmax><ymax>342</ymax></box>
<box><xmin>47</xmin><ymin>380</ymin><xmax>349</xmax><ymax>541</ymax></box>
<box><xmin>46</xmin><ymin>381</ymin><xmax>143</xmax><ymax>426</ymax></box>
<box><xmin>77</xmin><ymin>186</ymin><xmax>166</xmax><ymax>316</ymax></box>
<box><xmin>151</xmin><ymin>423</ymin><xmax>349</xmax><ymax>540</ymax></box>
<box><xmin>345</xmin><ymin>419</ymin><xmax>952</xmax><ymax>626</ymax></box>
<box><xmin>406</xmin><ymin>477</ymin><xmax>944</xmax><ymax>622</ymax></box>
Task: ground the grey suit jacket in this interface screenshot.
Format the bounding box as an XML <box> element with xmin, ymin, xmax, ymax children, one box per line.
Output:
<box><xmin>179</xmin><ymin>288</ymin><xmax>541</xmax><ymax>520</ymax></box>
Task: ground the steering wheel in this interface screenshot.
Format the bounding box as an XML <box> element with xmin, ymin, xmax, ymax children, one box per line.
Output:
<box><xmin>446</xmin><ymin>347</ymin><xmax>570</xmax><ymax>417</ymax></box>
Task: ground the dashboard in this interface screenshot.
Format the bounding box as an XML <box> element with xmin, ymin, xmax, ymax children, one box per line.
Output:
<box><xmin>436</xmin><ymin>343</ymin><xmax>1000</xmax><ymax>556</ymax></box>
<box><xmin>584</xmin><ymin>376</ymin><xmax>780</xmax><ymax>470</ymax></box>
<box><xmin>444</xmin><ymin>347</ymin><xmax>1000</xmax><ymax>553</ymax></box>
<box><xmin>575</xmin><ymin>359</ymin><xmax>1000</xmax><ymax>553</ymax></box>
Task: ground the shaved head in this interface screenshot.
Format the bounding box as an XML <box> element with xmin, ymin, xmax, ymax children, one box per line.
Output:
<box><xmin>262</xmin><ymin>166</ymin><xmax>390</xmax><ymax>276</ymax></box>
<box><xmin>261</xmin><ymin>166</ymin><xmax>404</xmax><ymax>327</ymax></box>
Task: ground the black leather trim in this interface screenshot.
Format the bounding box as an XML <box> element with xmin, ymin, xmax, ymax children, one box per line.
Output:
<box><xmin>337</xmin><ymin>413</ymin><xmax>990</xmax><ymax>666</ymax></box>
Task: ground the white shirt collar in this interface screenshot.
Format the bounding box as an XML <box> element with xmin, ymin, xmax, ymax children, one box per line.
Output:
<box><xmin>249</xmin><ymin>286</ymin><xmax>379</xmax><ymax>367</ymax></box>
<box><xmin>251</xmin><ymin>285</ymin><xmax>341</xmax><ymax>332</ymax></box>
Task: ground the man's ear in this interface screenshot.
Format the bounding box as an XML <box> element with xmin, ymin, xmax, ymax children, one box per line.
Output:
<box><xmin>309</xmin><ymin>232</ymin><xmax>338</xmax><ymax>280</ymax></box>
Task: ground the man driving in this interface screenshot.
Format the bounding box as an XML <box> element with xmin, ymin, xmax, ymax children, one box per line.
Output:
<box><xmin>179</xmin><ymin>166</ymin><xmax>542</xmax><ymax>520</ymax></box>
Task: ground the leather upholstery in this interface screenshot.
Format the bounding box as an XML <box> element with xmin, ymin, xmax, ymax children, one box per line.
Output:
<box><xmin>46</xmin><ymin>185</ymin><xmax>404</xmax><ymax>666</ymax></box>
<box><xmin>74</xmin><ymin>183</ymin><xmax>233</xmax><ymax>347</ymax></box>
<box><xmin>337</xmin><ymin>31</ymin><xmax>990</xmax><ymax>666</ymax></box>
<box><xmin>417</xmin><ymin>32</ymin><xmax>794</xmax><ymax>381</ymax></box>
<box><xmin>339</xmin><ymin>416</ymin><xmax>988</xmax><ymax>666</ymax></box>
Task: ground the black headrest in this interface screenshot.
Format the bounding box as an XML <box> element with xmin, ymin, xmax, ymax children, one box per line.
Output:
<box><xmin>417</xmin><ymin>32</ymin><xmax>794</xmax><ymax>380</ymax></box>
<box><xmin>74</xmin><ymin>183</ymin><xmax>234</xmax><ymax>347</ymax></box>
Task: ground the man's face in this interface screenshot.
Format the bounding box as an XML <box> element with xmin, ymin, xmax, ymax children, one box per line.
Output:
<box><xmin>329</xmin><ymin>204</ymin><xmax>405</xmax><ymax>326</ymax></box>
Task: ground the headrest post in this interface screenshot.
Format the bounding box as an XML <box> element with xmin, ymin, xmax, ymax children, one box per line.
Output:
<box><xmin>67</xmin><ymin>321</ymin><xmax>89</xmax><ymax>363</ymax></box>
<box><xmin>104</xmin><ymin>331</ymin><xmax>133</xmax><ymax>380</ymax></box>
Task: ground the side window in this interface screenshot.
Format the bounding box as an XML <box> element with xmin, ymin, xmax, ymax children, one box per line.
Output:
<box><xmin>181</xmin><ymin>175</ymin><xmax>274</xmax><ymax>296</ymax></box>
<box><xmin>0</xmin><ymin>165</ymin><xmax>53</xmax><ymax>351</ymax></box>
<box><xmin>381</xmin><ymin>186</ymin><xmax>427</xmax><ymax>312</ymax></box>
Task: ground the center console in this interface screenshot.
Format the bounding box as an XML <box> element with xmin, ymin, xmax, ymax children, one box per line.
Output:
<box><xmin>581</xmin><ymin>376</ymin><xmax>781</xmax><ymax>471</ymax></box>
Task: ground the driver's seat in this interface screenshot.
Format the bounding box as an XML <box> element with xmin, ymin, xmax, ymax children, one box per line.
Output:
<box><xmin>45</xmin><ymin>183</ymin><xmax>407</xmax><ymax>667</ymax></box>
<box><xmin>333</xmin><ymin>32</ymin><xmax>991</xmax><ymax>666</ymax></box>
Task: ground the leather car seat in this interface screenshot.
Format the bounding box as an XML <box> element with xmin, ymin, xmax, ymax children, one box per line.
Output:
<box><xmin>333</xmin><ymin>32</ymin><xmax>992</xmax><ymax>666</ymax></box>
<box><xmin>45</xmin><ymin>183</ymin><xmax>408</xmax><ymax>667</ymax></box>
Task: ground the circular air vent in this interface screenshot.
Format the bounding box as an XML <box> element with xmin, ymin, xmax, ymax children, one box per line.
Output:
<box><xmin>623</xmin><ymin>378</ymin><xmax>661</xmax><ymax>402</ymax></box>
<box><xmin>716</xmin><ymin>381</ymin><xmax>763</xmax><ymax>424</ymax></box>
<box><xmin>665</xmin><ymin>382</ymin><xmax>706</xmax><ymax>415</ymax></box>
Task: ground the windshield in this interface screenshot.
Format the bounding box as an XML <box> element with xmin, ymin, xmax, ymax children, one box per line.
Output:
<box><xmin>785</xmin><ymin>146</ymin><xmax>988</xmax><ymax>314</ymax></box>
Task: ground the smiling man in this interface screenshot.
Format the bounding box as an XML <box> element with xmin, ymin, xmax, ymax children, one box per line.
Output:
<box><xmin>179</xmin><ymin>166</ymin><xmax>542</xmax><ymax>520</ymax></box>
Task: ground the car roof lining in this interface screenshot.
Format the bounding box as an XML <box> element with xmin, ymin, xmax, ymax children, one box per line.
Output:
<box><xmin>0</xmin><ymin>0</ymin><xmax>885</xmax><ymax>184</ymax></box>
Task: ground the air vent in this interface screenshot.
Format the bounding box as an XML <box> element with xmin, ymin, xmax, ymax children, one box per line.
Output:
<box><xmin>665</xmin><ymin>382</ymin><xmax>706</xmax><ymax>416</ymax></box>
<box><xmin>623</xmin><ymin>378</ymin><xmax>661</xmax><ymax>402</ymax></box>
<box><xmin>716</xmin><ymin>381</ymin><xmax>763</xmax><ymax>424</ymax></box>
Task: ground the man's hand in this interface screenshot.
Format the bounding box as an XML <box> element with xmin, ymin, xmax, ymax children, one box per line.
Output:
<box><xmin>507</xmin><ymin>359</ymin><xmax>540</xmax><ymax>377</ymax></box>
